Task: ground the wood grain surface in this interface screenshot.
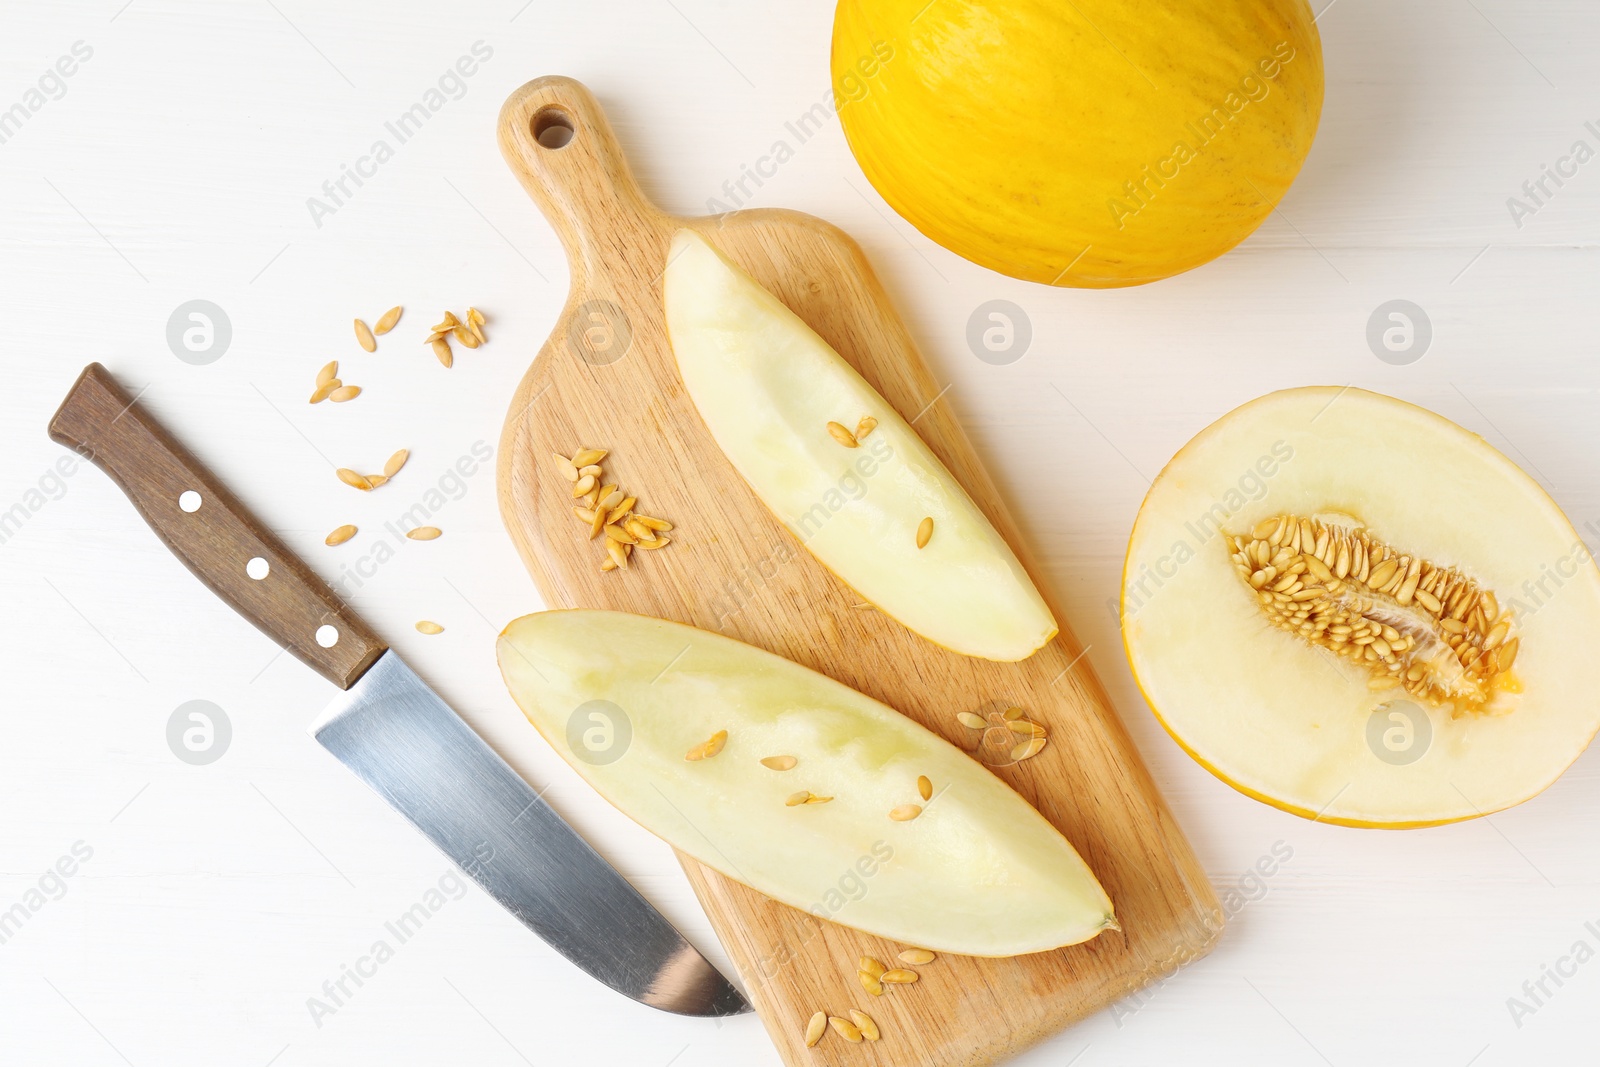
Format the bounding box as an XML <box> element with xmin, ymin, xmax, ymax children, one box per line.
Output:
<box><xmin>494</xmin><ymin>76</ymin><xmax>1221</xmax><ymax>1065</ymax></box>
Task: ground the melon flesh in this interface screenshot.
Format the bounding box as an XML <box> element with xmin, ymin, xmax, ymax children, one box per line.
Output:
<box><xmin>1123</xmin><ymin>387</ymin><xmax>1600</xmax><ymax>827</ymax></box>
<box><xmin>497</xmin><ymin>609</ymin><xmax>1115</xmax><ymax>955</ymax></box>
<box><xmin>663</xmin><ymin>229</ymin><xmax>1057</xmax><ymax>662</ymax></box>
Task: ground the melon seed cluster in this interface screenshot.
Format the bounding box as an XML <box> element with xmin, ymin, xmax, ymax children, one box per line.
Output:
<box><xmin>800</xmin><ymin>948</ymin><xmax>940</xmax><ymax>1049</ymax></box>
<box><xmin>1229</xmin><ymin>515</ymin><xmax>1520</xmax><ymax>713</ymax></box>
<box><xmin>956</xmin><ymin>706</ymin><xmax>1050</xmax><ymax>763</ymax></box>
<box><xmin>552</xmin><ymin>447</ymin><xmax>675</xmax><ymax>571</ymax></box>
<box><xmin>424</xmin><ymin>307</ymin><xmax>488</xmax><ymax>367</ymax></box>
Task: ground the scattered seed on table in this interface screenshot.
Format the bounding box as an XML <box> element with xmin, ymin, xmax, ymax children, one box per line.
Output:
<box><xmin>336</xmin><ymin>468</ymin><xmax>373</xmax><ymax>490</ymax></box>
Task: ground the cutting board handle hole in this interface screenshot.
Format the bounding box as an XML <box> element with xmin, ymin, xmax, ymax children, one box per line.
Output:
<box><xmin>533</xmin><ymin>106</ymin><xmax>575</xmax><ymax>150</ymax></box>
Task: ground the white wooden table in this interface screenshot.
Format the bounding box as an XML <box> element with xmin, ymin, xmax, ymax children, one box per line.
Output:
<box><xmin>3</xmin><ymin>1</ymin><xmax>1598</xmax><ymax>1063</ymax></box>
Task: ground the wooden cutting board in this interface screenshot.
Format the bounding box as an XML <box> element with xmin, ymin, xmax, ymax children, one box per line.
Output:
<box><xmin>494</xmin><ymin>76</ymin><xmax>1222</xmax><ymax>1065</ymax></box>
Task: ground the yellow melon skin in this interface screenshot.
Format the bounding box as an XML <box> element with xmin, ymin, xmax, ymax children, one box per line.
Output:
<box><xmin>1121</xmin><ymin>388</ymin><xmax>1600</xmax><ymax>828</ymax></box>
<box><xmin>832</xmin><ymin>0</ymin><xmax>1324</xmax><ymax>287</ymax></box>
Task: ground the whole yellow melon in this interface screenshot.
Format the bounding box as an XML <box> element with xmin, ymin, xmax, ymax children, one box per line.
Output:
<box><xmin>831</xmin><ymin>0</ymin><xmax>1325</xmax><ymax>287</ymax></box>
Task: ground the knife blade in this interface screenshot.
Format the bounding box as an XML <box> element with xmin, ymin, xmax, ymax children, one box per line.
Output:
<box><xmin>48</xmin><ymin>362</ymin><xmax>748</xmax><ymax>1018</ymax></box>
<box><xmin>311</xmin><ymin>650</ymin><xmax>748</xmax><ymax>1014</ymax></box>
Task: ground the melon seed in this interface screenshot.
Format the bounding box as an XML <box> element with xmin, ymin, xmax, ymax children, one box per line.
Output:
<box><xmin>686</xmin><ymin>729</ymin><xmax>727</xmax><ymax>761</ymax></box>
<box><xmin>848</xmin><ymin>1010</ymin><xmax>880</xmax><ymax>1042</ymax></box>
<box><xmin>353</xmin><ymin>318</ymin><xmax>376</xmax><ymax>352</ymax></box>
<box><xmin>828</xmin><ymin>1016</ymin><xmax>863</xmax><ymax>1043</ymax></box>
<box><xmin>826</xmin><ymin>421</ymin><xmax>859</xmax><ymax>448</ymax></box>
<box><xmin>804</xmin><ymin>1011</ymin><xmax>827</xmax><ymax>1047</ymax></box>
<box><xmin>374</xmin><ymin>306</ymin><xmax>402</xmax><ymax>334</ymax></box>
<box><xmin>1011</xmin><ymin>737</ymin><xmax>1048</xmax><ymax>761</ymax></box>
<box><xmin>336</xmin><ymin>468</ymin><xmax>373</xmax><ymax>490</ymax></box>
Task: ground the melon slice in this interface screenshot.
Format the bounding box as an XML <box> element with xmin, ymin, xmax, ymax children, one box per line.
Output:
<box><xmin>662</xmin><ymin>228</ymin><xmax>1057</xmax><ymax>662</ymax></box>
<box><xmin>1123</xmin><ymin>387</ymin><xmax>1600</xmax><ymax>828</ymax></box>
<box><xmin>497</xmin><ymin>609</ymin><xmax>1115</xmax><ymax>955</ymax></box>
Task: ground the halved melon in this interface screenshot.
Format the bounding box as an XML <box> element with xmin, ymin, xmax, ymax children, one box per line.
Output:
<box><xmin>1123</xmin><ymin>387</ymin><xmax>1600</xmax><ymax>828</ymax></box>
<box><xmin>497</xmin><ymin>609</ymin><xmax>1115</xmax><ymax>955</ymax></box>
<box><xmin>663</xmin><ymin>228</ymin><xmax>1057</xmax><ymax>662</ymax></box>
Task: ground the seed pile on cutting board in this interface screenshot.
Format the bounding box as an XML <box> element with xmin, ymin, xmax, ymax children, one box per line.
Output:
<box><xmin>553</xmin><ymin>446</ymin><xmax>676</xmax><ymax>572</ymax></box>
<box><xmin>956</xmin><ymin>706</ymin><xmax>1050</xmax><ymax>763</ymax></box>
<box><xmin>801</xmin><ymin>949</ymin><xmax>939</xmax><ymax>1049</ymax></box>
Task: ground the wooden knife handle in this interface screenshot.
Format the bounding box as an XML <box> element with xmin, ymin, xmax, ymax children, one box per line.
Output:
<box><xmin>47</xmin><ymin>363</ymin><xmax>387</xmax><ymax>689</ymax></box>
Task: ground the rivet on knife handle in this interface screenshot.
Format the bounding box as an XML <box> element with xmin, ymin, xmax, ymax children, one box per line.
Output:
<box><xmin>47</xmin><ymin>363</ymin><xmax>387</xmax><ymax>689</ymax></box>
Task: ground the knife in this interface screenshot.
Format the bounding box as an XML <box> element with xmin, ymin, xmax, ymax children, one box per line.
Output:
<box><xmin>48</xmin><ymin>363</ymin><xmax>748</xmax><ymax>1018</ymax></box>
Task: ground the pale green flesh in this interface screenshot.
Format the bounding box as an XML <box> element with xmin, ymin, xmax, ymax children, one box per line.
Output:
<box><xmin>497</xmin><ymin>610</ymin><xmax>1115</xmax><ymax>956</ymax></box>
<box><xmin>663</xmin><ymin>229</ymin><xmax>1057</xmax><ymax>662</ymax></box>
